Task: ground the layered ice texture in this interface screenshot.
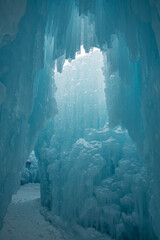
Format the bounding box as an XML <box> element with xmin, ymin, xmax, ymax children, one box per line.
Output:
<box><xmin>0</xmin><ymin>0</ymin><xmax>160</xmax><ymax>239</ymax></box>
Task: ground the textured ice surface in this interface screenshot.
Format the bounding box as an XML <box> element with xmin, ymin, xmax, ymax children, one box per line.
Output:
<box><xmin>35</xmin><ymin>51</ymin><xmax>155</xmax><ymax>237</ymax></box>
<box><xmin>0</xmin><ymin>1</ymin><xmax>160</xmax><ymax>239</ymax></box>
<box><xmin>0</xmin><ymin>1</ymin><xmax>51</xmax><ymax>228</ymax></box>
<box><xmin>36</xmin><ymin>123</ymin><xmax>153</xmax><ymax>239</ymax></box>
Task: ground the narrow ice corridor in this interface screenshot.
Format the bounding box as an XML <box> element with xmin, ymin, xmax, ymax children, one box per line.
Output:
<box><xmin>0</xmin><ymin>1</ymin><xmax>160</xmax><ymax>240</ymax></box>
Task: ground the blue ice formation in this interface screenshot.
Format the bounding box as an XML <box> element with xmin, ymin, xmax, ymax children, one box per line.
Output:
<box><xmin>21</xmin><ymin>151</ymin><xmax>40</xmax><ymax>185</ymax></box>
<box><xmin>36</xmin><ymin>122</ymin><xmax>151</xmax><ymax>239</ymax></box>
<box><xmin>35</xmin><ymin>53</ymin><xmax>152</xmax><ymax>237</ymax></box>
<box><xmin>0</xmin><ymin>1</ymin><xmax>160</xmax><ymax>239</ymax></box>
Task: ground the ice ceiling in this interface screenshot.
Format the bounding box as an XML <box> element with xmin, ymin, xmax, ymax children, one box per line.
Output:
<box><xmin>0</xmin><ymin>0</ymin><xmax>160</xmax><ymax>239</ymax></box>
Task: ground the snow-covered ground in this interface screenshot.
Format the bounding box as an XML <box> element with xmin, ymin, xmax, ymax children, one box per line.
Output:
<box><xmin>0</xmin><ymin>184</ymin><xmax>60</xmax><ymax>240</ymax></box>
<box><xmin>0</xmin><ymin>184</ymin><xmax>112</xmax><ymax>240</ymax></box>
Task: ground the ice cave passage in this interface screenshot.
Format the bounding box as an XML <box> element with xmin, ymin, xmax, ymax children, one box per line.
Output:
<box><xmin>0</xmin><ymin>1</ymin><xmax>160</xmax><ymax>240</ymax></box>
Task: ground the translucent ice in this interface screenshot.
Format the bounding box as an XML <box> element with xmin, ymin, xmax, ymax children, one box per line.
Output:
<box><xmin>0</xmin><ymin>1</ymin><xmax>160</xmax><ymax>239</ymax></box>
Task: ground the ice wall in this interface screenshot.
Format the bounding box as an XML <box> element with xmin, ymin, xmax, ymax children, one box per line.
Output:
<box><xmin>0</xmin><ymin>0</ymin><xmax>56</xmax><ymax>229</ymax></box>
<box><xmin>36</xmin><ymin>122</ymin><xmax>154</xmax><ymax>239</ymax></box>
